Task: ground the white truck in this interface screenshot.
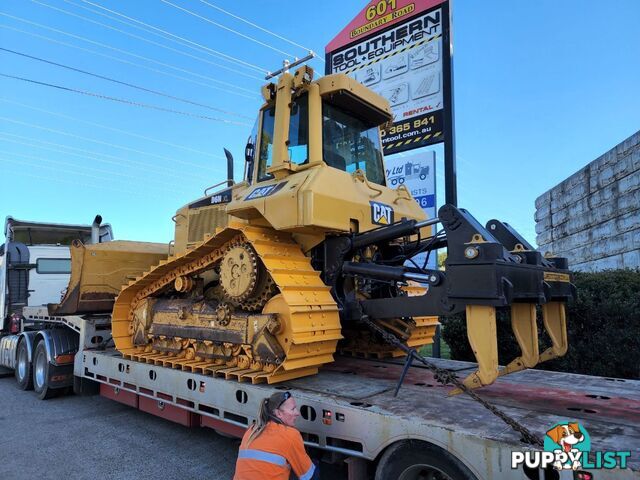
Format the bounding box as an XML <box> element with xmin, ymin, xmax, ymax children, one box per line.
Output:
<box><xmin>1</xmin><ymin>217</ymin><xmax>638</xmax><ymax>480</ymax></box>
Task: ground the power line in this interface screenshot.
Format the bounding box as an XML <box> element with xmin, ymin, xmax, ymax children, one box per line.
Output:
<box><xmin>0</xmin><ymin>131</ymin><xmax>212</xmax><ymax>181</ymax></box>
<box><xmin>0</xmin><ymin>116</ymin><xmax>226</xmax><ymax>172</ymax></box>
<box><xmin>0</xmin><ymin>47</ymin><xmax>252</xmax><ymax>120</ymax></box>
<box><xmin>0</xmin><ymin>151</ymin><xmax>171</xmax><ymax>193</ymax></box>
<box><xmin>61</xmin><ymin>0</ymin><xmax>265</xmax><ymax>82</ymax></box>
<box><xmin>0</xmin><ymin>97</ymin><xmax>231</xmax><ymax>161</ymax></box>
<box><xmin>196</xmin><ymin>0</ymin><xmax>318</xmax><ymax>58</ymax></box>
<box><xmin>29</xmin><ymin>0</ymin><xmax>269</xmax><ymax>74</ymax></box>
<box><xmin>0</xmin><ymin>142</ymin><xmax>190</xmax><ymax>190</ymax></box>
<box><xmin>0</xmin><ymin>27</ymin><xmax>255</xmax><ymax>103</ymax></box>
<box><xmin>159</xmin><ymin>0</ymin><xmax>295</xmax><ymax>59</ymax></box>
<box><xmin>0</xmin><ymin>159</ymin><xmax>178</xmax><ymax>202</ymax></box>
<box><xmin>0</xmin><ymin>20</ymin><xmax>260</xmax><ymax>96</ymax></box>
<box><xmin>0</xmin><ymin>73</ymin><xmax>252</xmax><ymax>126</ymax></box>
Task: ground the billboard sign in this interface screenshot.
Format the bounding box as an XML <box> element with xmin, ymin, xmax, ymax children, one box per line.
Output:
<box><xmin>385</xmin><ymin>151</ymin><xmax>437</xmax><ymax>268</ymax></box>
<box><xmin>326</xmin><ymin>0</ymin><xmax>451</xmax><ymax>156</ymax></box>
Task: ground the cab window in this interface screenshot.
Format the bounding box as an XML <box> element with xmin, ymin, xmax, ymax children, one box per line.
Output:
<box><xmin>36</xmin><ymin>258</ymin><xmax>71</xmax><ymax>274</ymax></box>
<box><xmin>288</xmin><ymin>94</ymin><xmax>309</xmax><ymax>165</ymax></box>
<box><xmin>322</xmin><ymin>103</ymin><xmax>385</xmax><ymax>185</ymax></box>
<box><xmin>257</xmin><ymin>106</ymin><xmax>275</xmax><ymax>182</ymax></box>
<box><xmin>256</xmin><ymin>94</ymin><xmax>309</xmax><ymax>182</ymax></box>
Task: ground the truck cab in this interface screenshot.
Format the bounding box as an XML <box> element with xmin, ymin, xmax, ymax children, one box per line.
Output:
<box><xmin>0</xmin><ymin>216</ymin><xmax>112</xmax><ymax>331</ymax></box>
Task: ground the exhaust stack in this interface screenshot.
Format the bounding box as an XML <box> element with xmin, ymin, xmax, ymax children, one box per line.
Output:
<box><xmin>91</xmin><ymin>215</ymin><xmax>102</xmax><ymax>244</ymax></box>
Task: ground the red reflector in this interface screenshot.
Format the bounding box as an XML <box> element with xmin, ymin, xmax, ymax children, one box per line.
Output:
<box><xmin>54</xmin><ymin>354</ymin><xmax>75</xmax><ymax>364</ymax></box>
<box><xmin>9</xmin><ymin>315</ymin><xmax>20</xmax><ymax>334</ymax></box>
<box><xmin>322</xmin><ymin>409</ymin><xmax>332</xmax><ymax>425</ymax></box>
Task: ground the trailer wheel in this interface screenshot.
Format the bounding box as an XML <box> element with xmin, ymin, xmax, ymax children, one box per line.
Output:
<box><xmin>375</xmin><ymin>440</ymin><xmax>478</xmax><ymax>480</ymax></box>
<box><xmin>33</xmin><ymin>341</ymin><xmax>56</xmax><ymax>400</ymax></box>
<box><xmin>15</xmin><ymin>340</ymin><xmax>33</xmax><ymax>390</ymax></box>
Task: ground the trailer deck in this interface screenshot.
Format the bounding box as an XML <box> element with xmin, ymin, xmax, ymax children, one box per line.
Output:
<box><xmin>80</xmin><ymin>349</ymin><xmax>640</xmax><ymax>479</ymax></box>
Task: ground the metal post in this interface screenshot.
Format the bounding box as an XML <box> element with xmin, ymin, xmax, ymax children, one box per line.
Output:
<box><xmin>442</xmin><ymin>0</ymin><xmax>457</xmax><ymax>206</ymax></box>
<box><xmin>433</xmin><ymin>324</ymin><xmax>441</xmax><ymax>358</ymax></box>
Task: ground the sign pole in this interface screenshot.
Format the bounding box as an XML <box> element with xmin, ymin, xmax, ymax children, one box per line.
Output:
<box><xmin>442</xmin><ymin>0</ymin><xmax>457</xmax><ymax>206</ymax></box>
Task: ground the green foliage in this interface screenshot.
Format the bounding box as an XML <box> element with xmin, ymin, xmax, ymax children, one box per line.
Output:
<box><xmin>441</xmin><ymin>269</ymin><xmax>640</xmax><ymax>379</ymax></box>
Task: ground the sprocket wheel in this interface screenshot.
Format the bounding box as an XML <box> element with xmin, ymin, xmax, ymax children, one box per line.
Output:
<box><xmin>219</xmin><ymin>241</ymin><xmax>276</xmax><ymax>311</ymax></box>
<box><xmin>220</xmin><ymin>242</ymin><xmax>259</xmax><ymax>304</ymax></box>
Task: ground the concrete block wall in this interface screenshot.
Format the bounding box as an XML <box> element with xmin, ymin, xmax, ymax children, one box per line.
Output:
<box><xmin>535</xmin><ymin>130</ymin><xmax>640</xmax><ymax>271</ymax></box>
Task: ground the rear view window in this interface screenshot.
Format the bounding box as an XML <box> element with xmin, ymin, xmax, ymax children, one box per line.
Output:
<box><xmin>36</xmin><ymin>258</ymin><xmax>71</xmax><ymax>274</ymax></box>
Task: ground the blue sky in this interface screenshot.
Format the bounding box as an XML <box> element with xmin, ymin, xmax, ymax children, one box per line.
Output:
<box><xmin>1</xmin><ymin>0</ymin><xmax>639</xmax><ymax>247</ymax></box>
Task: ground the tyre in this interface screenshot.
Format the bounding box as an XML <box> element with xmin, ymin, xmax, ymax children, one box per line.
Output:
<box><xmin>33</xmin><ymin>340</ymin><xmax>56</xmax><ymax>400</ymax></box>
<box><xmin>375</xmin><ymin>440</ymin><xmax>478</xmax><ymax>480</ymax></box>
<box><xmin>420</xmin><ymin>173</ymin><xmax>427</xmax><ymax>180</ymax></box>
<box><xmin>398</xmin><ymin>177</ymin><xmax>405</xmax><ymax>184</ymax></box>
<box><xmin>15</xmin><ymin>340</ymin><xmax>33</xmax><ymax>390</ymax></box>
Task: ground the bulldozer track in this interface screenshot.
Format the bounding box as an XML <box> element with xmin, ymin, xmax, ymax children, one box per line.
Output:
<box><xmin>112</xmin><ymin>223</ymin><xmax>342</xmax><ymax>384</ymax></box>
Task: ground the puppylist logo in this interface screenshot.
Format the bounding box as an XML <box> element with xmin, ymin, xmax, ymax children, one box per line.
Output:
<box><xmin>511</xmin><ymin>422</ymin><xmax>631</xmax><ymax>472</ymax></box>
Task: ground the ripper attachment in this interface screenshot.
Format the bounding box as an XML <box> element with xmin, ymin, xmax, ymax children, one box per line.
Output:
<box><xmin>334</xmin><ymin>204</ymin><xmax>575</xmax><ymax>394</ymax></box>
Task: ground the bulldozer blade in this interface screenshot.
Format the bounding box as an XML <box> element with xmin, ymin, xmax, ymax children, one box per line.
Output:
<box><xmin>539</xmin><ymin>301</ymin><xmax>568</xmax><ymax>363</ymax></box>
<box><xmin>449</xmin><ymin>305</ymin><xmax>499</xmax><ymax>396</ymax></box>
<box><xmin>499</xmin><ymin>303</ymin><xmax>539</xmax><ymax>377</ymax></box>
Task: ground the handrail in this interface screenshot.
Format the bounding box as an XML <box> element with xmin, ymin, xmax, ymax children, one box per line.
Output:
<box><xmin>204</xmin><ymin>180</ymin><xmax>234</xmax><ymax>196</ymax></box>
<box><xmin>352</xmin><ymin>169</ymin><xmax>382</xmax><ymax>197</ymax></box>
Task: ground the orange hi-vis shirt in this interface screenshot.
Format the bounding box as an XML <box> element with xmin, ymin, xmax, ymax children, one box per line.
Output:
<box><xmin>233</xmin><ymin>421</ymin><xmax>316</xmax><ymax>480</ymax></box>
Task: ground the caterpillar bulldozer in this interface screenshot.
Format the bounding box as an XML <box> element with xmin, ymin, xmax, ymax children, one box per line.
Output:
<box><xmin>53</xmin><ymin>66</ymin><xmax>574</xmax><ymax>392</ymax></box>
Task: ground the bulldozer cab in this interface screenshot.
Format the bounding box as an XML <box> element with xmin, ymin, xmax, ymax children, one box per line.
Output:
<box><xmin>250</xmin><ymin>66</ymin><xmax>389</xmax><ymax>186</ymax></box>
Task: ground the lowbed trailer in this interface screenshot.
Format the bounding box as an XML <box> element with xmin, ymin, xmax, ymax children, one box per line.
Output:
<box><xmin>3</xmin><ymin>308</ymin><xmax>637</xmax><ymax>480</ymax></box>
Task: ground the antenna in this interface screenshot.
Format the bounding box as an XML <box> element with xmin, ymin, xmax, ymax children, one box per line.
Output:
<box><xmin>265</xmin><ymin>51</ymin><xmax>316</xmax><ymax>80</ymax></box>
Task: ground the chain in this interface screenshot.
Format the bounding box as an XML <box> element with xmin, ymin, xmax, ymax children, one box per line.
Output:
<box><xmin>359</xmin><ymin>315</ymin><xmax>544</xmax><ymax>447</ymax></box>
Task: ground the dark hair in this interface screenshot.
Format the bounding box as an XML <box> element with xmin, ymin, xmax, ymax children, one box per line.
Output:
<box><xmin>248</xmin><ymin>391</ymin><xmax>292</xmax><ymax>444</ymax></box>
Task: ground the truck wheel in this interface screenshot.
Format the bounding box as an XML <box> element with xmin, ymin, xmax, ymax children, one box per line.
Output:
<box><xmin>33</xmin><ymin>341</ymin><xmax>56</xmax><ymax>400</ymax></box>
<box><xmin>15</xmin><ymin>340</ymin><xmax>33</xmax><ymax>390</ymax></box>
<box><xmin>375</xmin><ymin>440</ymin><xmax>478</xmax><ymax>480</ymax></box>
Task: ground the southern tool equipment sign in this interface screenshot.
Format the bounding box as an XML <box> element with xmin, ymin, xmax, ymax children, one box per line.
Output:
<box><xmin>326</xmin><ymin>0</ymin><xmax>450</xmax><ymax>155</ymax></box>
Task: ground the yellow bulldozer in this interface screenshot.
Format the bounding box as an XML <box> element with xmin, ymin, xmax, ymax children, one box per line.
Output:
<box><xmin>52</xmin><ymin>66</ymin><xmax>574</xmax><ymax>392</ymax></box>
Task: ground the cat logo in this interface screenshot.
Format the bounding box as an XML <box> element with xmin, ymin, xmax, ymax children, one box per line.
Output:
<box><xmin>370</xmin><ymin>201</ymin><xmax>394</xmax><ymax>225</ymax></box>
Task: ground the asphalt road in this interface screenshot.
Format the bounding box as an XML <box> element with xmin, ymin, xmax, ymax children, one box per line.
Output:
<box><xmin>0</xmin><ymin>374</ymin><xmax>239</xmax><ymax>480</ymax></box>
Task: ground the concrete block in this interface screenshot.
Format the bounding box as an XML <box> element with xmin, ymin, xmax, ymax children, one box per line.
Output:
<box><xmin>536</xmin><ymin>230</ymin><xmax>552</xmax><ymax>247</ymax></box>
<box><xmin>550</xmin><ymin>182</ymin><xmax>589</xmax><ymax>213</ymax></box>
<box><xmin>590</xmin><ymin>155</ymin><xmax>634</xmax><ymax>192</ymax></box>
<box><xmin>571</xmin><ymin>229</ymin><xmax>637</xmax><ymax>263</ymax></box>
<box><xmin>545</xmin><ymin>189</ymin><xmax>640</xmax><ymax>239</ymax></box>
<box><xmin>618</xmin><ymin>170</ymin><xmax>640</xmax><ymax>194</ymax></box>
<box><xmin>571</xmin><ymin>255</ymin><xmax>624</xmax><ymax>272</ymax></box>
<box><xmin>534</xmin><ymin>129</ymin><xmax>640</xmax><ymax>272</ymax></box>
<box><xmin>622</xmin><ymin>250</ymin><xmax>640</xmax><ymax>269</ymax></box>
<box><xmin>535</xmin><ymin>216</ymin><xmax>552</xmax><ymax>234</ymax></box>
<box><xmin>534</xmin><ymin>202</ymin><xmax>551</xmax><ymax>222</ymax></box>
<box><xmin>631</xmin><ymin>147</ymin><xmax>640</xmax><ymax>171</ymax></box>
<box><xmin>535</xmin><ymin>191</ymin><xmax>551</xmax><ymax>210</ymax></box>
